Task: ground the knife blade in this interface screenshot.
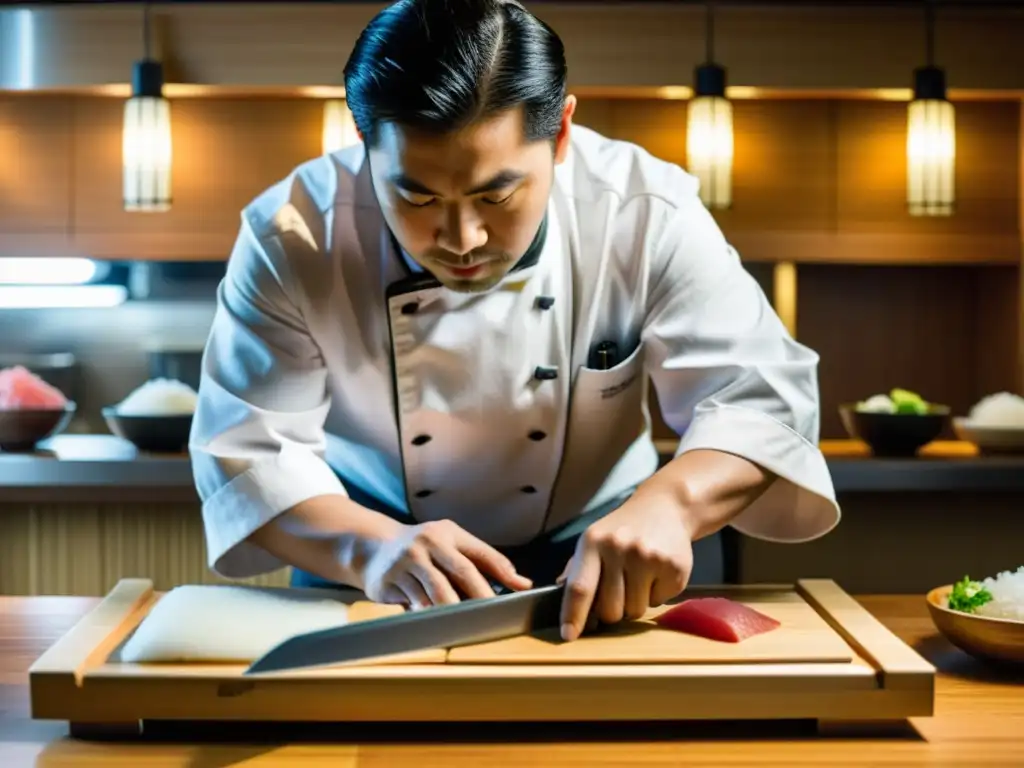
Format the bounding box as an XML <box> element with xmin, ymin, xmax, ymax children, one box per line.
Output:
<box><xmin>243</xmin><ymin>583</ymin><xmax>565</xmax><ymax>675</ymax></box>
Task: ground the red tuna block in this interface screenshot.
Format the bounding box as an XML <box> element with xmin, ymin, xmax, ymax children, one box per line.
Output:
<box><xmin>654</xmin><ymin>597</ymin><xmax>782</xmax><ymax>643</ymax></box>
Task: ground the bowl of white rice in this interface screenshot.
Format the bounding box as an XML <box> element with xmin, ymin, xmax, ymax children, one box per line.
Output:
<box><xmin>927</xmin><ymin>566</ymin><xmax>1024</xmax><ymax>667</ymax></box>
<box><xmin>953</xmin><ymin>392</ymin><xmax>1024</xmax><ymax>454</ymax></box>
<box><xmin>103</xmin><ymin>378</ymin><xmax>198</xmax><ymax>453</ymax></box>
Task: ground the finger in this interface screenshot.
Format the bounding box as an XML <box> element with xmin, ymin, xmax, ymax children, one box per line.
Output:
<box><xmin>431</xmin><ymin>547</ymin><xmax>495</xmax><ymax>600</ymax></box>
<box><xmin>623</xmin><ymin>560</ymin><xmax>656</xmax><ymax>621</ymax></box>
<box><xmin>408</xmin><ymin>557</ymin><xmax>461</xmax><ymax>605</ymax></box>
<box><xmin>379</xmin><ymin>584</ymin><xmax>410</xmax><ymax>607</ymax></box>
<box><xmin>595</xmin><ymin>549</ymin><xmax>626</xmax><ymax>625</ymax></box>
<box><xmin>556</xmin><ymin>559</ymin><xmax>570</xmax><ymax>585</ymax></box>
<box><xmin>394</xmin><ymin>572</ymin><xmax>431</xmax><ymax>610</ymax></box>
<box><xmin>650</xmin><ymin>571</ymin><xmax>689</xmax><ymax>607</ymax></box>
<box><xmin>559</xmin><ymin>546</ymin><xmax>602</xmax><ymax>642</ymax></box>
<box><xmin>457</xmin><ymin>532</ymin><xmax>533</xmax><ymax>591</ymax></box>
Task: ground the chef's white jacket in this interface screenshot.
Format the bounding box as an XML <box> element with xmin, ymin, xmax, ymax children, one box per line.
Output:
<box><xmin>190</xmin><ymin>124</ymin><xmax>840</xmax><ymax>579</ymax></box>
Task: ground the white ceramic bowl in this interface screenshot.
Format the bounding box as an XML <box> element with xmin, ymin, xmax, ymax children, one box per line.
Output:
<box><xmin>953</xmin><ymin>417</ymin><xmax>1024</xmax><ymax>455</ymax></box>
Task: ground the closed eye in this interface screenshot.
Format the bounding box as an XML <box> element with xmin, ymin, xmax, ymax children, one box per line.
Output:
<box><xmin>402</xmin><ymin>197</ymin><xmax>436</xmax><ymax>208</ymax></box>
<box><xmin>482</xmin><ymin>191</ymin><xmax>516</xmax><ymax>205</ymax></box>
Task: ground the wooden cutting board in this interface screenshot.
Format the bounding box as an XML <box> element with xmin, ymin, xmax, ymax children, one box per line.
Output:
<box><xmin>446</xmin><ymin>589</ymin><xmax>854</xmax><ymax>664</ymax></box>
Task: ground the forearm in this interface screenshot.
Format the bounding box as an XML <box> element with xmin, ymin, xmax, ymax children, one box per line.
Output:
<box><xmin>246</xmin><ymin>495</ymin><xmax>405</xmax><ymax>590</ymax></box>
<box><xmin>634</xmin><ymin>448</ymin><xmax>776</xmax><ymax>540</ymax></box>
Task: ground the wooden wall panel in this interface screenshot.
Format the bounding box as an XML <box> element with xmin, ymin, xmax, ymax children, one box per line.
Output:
<box><xmin>974</xmin><ymin>267</ymin><xmax>1022</xmax><ymax>402</ymax></box>
<box><xmin>836</xmin><ymin>100</ymin><xmax>1020</xmax><ymax>237</ymax></box>
<box><xmin>0</xmin><ymin>94</ymin><xmax>1019</xmax><ymax>265</ymax></box>
<box><xmin>0</xmin><ymin>96</ymin><xmax>74</xmax><ymax>256</ymax></box>
<box><xmin>1020</xmin><ymin>100</ymin><xmax>1024</xmax><ymax>394</ymax></box>
<box><xmin>797</xmin><ymin>263</ymin><xmax>1021</xmax><ymax>440</ymax></box>
<box><xmin>605</xmin><ymin>99</ymin><xmax>688</xmax><ymax>168</ymax></box>
<box><xmin>0</xmin><ymin>502</ymin><xmax>290</xmax><ymax>596</ymax></box>
<box><xmin>71</xmin><ymin>97</ymin><xmax>324</xmax><ymax>260</ymax></box>
<box><xmin>711</xmin><ymin>101</ymin><xmax>836</xmax><ymax>238</ymax></box>
<box><xmin>570</xmin><ymin>99</ymin><xmax>614</xmax><ymax>137</ymax></box>
<box><xmin>8</xmin><ymin>5</ymin><xmax>1024</xmax><ymax>92</ymax></box>
<box><xmin>738</xmin><ymin>491</ymin><xmax>1024</xmax><ymax>594</ymax></box>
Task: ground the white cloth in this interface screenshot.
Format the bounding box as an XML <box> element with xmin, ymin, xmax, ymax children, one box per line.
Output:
<box><xmin>190</xmin><ymin>124</ymin><xmax>840</xmax><ymax>579</ymax></box>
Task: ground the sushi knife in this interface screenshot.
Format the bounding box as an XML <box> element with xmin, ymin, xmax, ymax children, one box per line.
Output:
<box><xmin>243</xmin><ymin>582</ymin><xmax>565</xmax><ymax>675</ymax></box>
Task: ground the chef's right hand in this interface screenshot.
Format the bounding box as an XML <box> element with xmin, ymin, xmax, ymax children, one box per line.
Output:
<box><xmin>360</xmin><ymin>520</ymin><xmax>533</xmax><ymax>609</ymax></box>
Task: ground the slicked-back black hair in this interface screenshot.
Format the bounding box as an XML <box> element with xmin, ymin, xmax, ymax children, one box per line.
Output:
<box><xmin>343</xmin><ymin>0</ymin><xmax>568</xmax><ymax>147</ymax></box>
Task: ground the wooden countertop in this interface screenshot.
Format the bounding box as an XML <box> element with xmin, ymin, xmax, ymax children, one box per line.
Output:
<box><xmin>3</xmin><ymin>436</ymin><xmax>1024</xmax><ymax>501</ymax></box>
<box><xmin>2</xmin><ymin>594</ymin><xmax>1022</xmax><ymax>766</ymax></box>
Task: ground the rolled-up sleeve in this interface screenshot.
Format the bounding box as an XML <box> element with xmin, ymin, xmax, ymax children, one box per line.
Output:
<box><xmin>642</xmin><ymin>197</ymin><xmax>840</xmax><ymax>543</ymax></box>
<box><xmin>189</xmin><ymin>212</ymin><xmax>347</xmax><ymax>578</ymax></box>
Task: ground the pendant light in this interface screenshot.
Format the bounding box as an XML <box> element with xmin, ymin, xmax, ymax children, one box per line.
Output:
<box><xmin>686</xmin><ymin>1</ymin><xmax>733</xmax><ymax>209</ymax></box>
<box><xmin>123</xmin><ymin>2</ymin><xmax>172</xmax><ymax>212</ymax></box>
<box><xmin>907</xmin><ymin>0</ymin><xmax>954</xmax><ymax>217</ymax></box>
<box><xmin>322</xmin><ymin>99</ymin><xmax>360</xmax><ymax>155</ymax></box>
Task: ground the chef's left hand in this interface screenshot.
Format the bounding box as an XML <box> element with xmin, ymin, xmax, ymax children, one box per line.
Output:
<box><xmin>558</xmin><ymin>490</ymin><xmax>693</xmax><ymax>642</ymax></box>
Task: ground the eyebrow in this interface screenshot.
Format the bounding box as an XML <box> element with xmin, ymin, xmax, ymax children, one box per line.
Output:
<box><xmin>389</xmin><ymin>170</ymin><xmax>526</xmax><ymax>197</ymax></box>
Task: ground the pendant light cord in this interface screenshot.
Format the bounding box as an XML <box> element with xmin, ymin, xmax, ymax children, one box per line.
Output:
<box><xmin>925</xmin><ymin>0</ymin><xmax>934</xmax><ymax>66</ymax></box>
<box><xmin>705</xmin><ymin>1</ymin><xmax>715</xmax><ymax>64</ymax></box>
<box><xmin>143</xmin><ymin>2</ymin><xmax>152</xmax><ymax>60</ymax></box>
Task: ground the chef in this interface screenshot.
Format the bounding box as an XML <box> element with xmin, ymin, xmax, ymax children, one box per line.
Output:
<box><xmin>189</xmin><ymin>0</ymin><xmax>841</xmax><ymax>643</ymax></box>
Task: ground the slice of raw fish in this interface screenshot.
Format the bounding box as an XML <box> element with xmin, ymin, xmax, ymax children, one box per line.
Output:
<box><xmin>0</xmin><ymin>366</ymin><xmax>68</xmax><ymax>410</ymax></box>
<box><xmin>654</xmin><ymin>597</ymin><xmax>781</xmax><ymax>643</ymax></box>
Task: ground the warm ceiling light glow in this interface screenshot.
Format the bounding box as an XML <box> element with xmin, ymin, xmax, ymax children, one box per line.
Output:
<box><xmin>322</xmin><ymin>99</ymin><xmax>360</xmax><ymax>155</ymax></box>
<box><xmin>655</xmin><ymin>85</ymin><xmax>692</xmax><ymax>100</ymax></box>
<box><xmin>302</xmin><ymin>86</ymin><xmax>347</xmax><ymax>100</ymax></box>
<box><xmin>724</xmin><ymin>86</ymin><xmax>760</xmax><ymax>100</ymax></box>
<box><xmin>687</xmin><ymin>64</ymin><xmax>733</xmax><ymax>209</ymax></box>
<box><xmin>907</xmin><ymin>66</ymin><xmax>955</xmax><ymax>217</ymax></box>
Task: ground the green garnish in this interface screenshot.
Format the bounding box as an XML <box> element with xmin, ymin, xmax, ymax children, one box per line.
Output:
<box><xmin>947</xmin><ymin>575</ymin><xmax>993</xmax><ymax>613</ymax></box>
<box><xmin>890</xmin><ymin>388</ymin><xmax>929</xmax><ymax>415</ymax></box>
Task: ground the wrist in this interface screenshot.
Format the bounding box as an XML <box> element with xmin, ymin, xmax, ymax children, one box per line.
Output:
<box><xmin>333</xmin><ymin>512</ymin><xmax>406</xmax><ymax>591</ymax></box>
<box><xmin>632</xmin><ymin>474</ymin><xmax>702</xmax><ymax>539</ymax></box>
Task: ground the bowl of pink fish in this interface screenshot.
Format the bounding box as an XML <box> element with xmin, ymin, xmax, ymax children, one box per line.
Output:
<box><xmin>0</xmin><ymin>366</ymin><xmax>76</xmax><ymax>452</ymax></box>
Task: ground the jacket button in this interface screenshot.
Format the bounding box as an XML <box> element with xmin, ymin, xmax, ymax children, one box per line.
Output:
<box><xmin>533</xmin><ymin>366</ymin><xmax>558</xmax><ymax>381</ymax></box>
<box><xmin>415</xmin><ymin>489</ymin><xmax>433</xmax><ymax>498</ymax></box>
<box><xmin>401</xmin><ymin>302</ymin><xmax>419</xmax><ymax>315</ymax></box>
<box><xmin>411</xmin><ymin>434</ymin><xmax>432</xmax><ymax>446</ymax></box>
<box><xmin>535</xmin><ymin>296</ymin><xmax>555</xmax><ymax>310</ymax></box>
<box><xmin>528</xmin><ymin>430</ymin><xmax>546</xmax><ymax>441</ymax></box>
<box><xmin>520</xmin><ymin>485</ymin><xmax>538</xmax><ymax>494</ymax></box>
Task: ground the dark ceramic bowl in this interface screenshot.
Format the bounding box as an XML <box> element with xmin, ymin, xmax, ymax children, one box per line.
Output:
<box><xmin>102</xmin><ymin>407</ymin><xmax>193</xmax><ymax>453</ymax></box>
<box><xmin>839</xmin><ymin>403</ymin><xmax>950</xmax><ymax>457</ymax></box>
<box><xmin>0</xmin><ymin>403</ymin><xmax>76</xmax><ymax>452</ymax></box>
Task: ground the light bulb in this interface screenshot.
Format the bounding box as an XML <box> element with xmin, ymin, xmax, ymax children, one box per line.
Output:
<box><xmin>686</xmin><ymin>94</ymin><xmax>733</xmax><ymax>209</ymax></box>
<box><xmin>907</xmin><ymin>97</ymin><xmax>955</xmax><ymax>216</ymax></box>
<box><xmin>123</xmin><ymin>60</ymin><xmax>172</xmax><ymax>213</ymax></box>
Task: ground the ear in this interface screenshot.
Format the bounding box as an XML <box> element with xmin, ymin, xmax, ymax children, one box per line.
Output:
<box><xmin>553</xmin><ymin>94</ymin><xmax>577</xmax><ymax>165</ymax></box>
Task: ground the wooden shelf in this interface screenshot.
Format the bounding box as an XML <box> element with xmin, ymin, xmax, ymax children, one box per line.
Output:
<box><xmin>728</xmin><ymin>231</ymin><xmax>1021</xmax><ymax>266</ymax></box>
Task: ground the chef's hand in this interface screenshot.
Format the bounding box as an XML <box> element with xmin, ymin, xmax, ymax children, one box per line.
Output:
<box><xmin>361</xmin><ymin>519</ymin><xmax>533</xmax><ymax>609</ymax></box>
<box><xmin>558</xmin><ymin>492</ymin><xmax>693</xmax><ymax>641</ymax></box>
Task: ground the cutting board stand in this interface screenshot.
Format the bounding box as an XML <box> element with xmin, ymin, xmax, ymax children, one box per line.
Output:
<box><xmin>28</xmin><ymin>578</ymin><xmax>935</xmax><ymax>736</ymax></box>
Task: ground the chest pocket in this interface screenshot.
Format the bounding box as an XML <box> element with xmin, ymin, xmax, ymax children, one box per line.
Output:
<box><xmin>573</xmin><ymin>340</ymin><xmax>645</xmax><ymax>415</ymax></box>
<box><xmin>545</xmin><ymin>341</ymin><xmax>647</xmax><ymax>529</ymax></box>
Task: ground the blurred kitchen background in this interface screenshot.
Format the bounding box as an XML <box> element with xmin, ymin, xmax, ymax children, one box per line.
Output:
<box><xmin>1</xmin><ymin>1</ymin><xmax>1023</xmax><ymax>597</ymax></box>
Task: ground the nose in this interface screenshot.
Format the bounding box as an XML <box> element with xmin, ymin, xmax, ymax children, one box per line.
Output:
<box><xmin>435</xmin><ymin>203</ymin><xmax>487</xmax><ymax>259</ymax></box>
